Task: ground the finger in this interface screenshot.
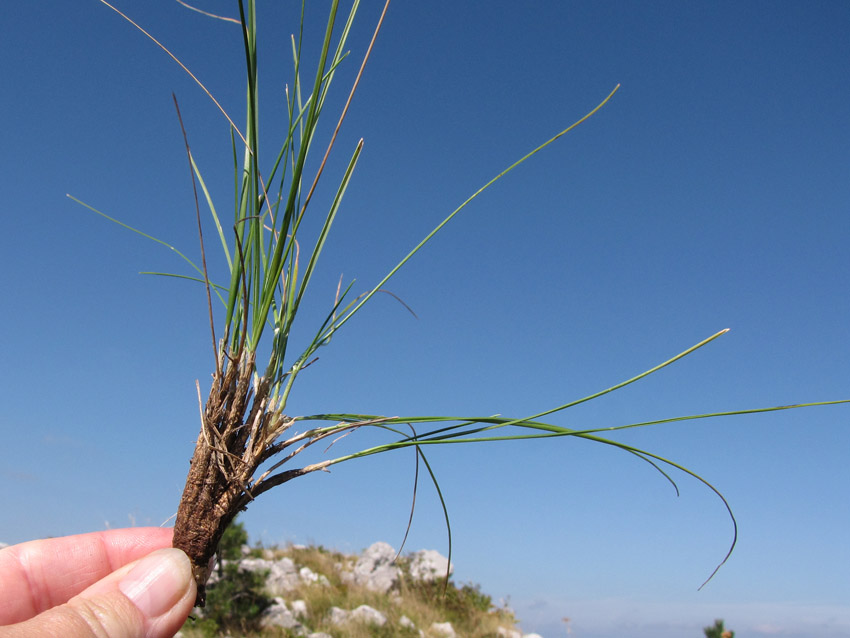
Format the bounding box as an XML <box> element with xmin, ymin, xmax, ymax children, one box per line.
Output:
<box><xmin>0</xmin><ymin>527</ymin><xmax>174</xmax><ymax>624</ymax></box>
<box><xmin>0</xmin><ymin>548</ymin><xmax>195</xmax><ymax>638</ymax></box>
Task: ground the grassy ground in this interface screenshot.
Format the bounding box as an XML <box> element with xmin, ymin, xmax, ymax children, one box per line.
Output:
<box><xmin>179</xmin><ymin>543</ymin><xmax>520</xmax><ymax>638</ymax></box>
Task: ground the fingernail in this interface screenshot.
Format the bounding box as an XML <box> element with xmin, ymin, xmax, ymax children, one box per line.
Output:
<box><xmin>119</xmin><ymin>548</ymin><xmax>192</xmax><ymax>618</ymax></box>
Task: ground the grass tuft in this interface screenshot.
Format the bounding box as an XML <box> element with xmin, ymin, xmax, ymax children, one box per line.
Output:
<box><xmin>68</xmin><ymin>0</ymin><xmax>849</xmax><ymax>602</ymax></box>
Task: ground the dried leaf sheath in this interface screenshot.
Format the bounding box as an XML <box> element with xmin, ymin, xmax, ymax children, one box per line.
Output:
<box><xmin>172</xmin><ymin>347</ymin><xmax>258</xmax><ymax>606</ymax></box>
<box><xmin>172</xmin><ymin>343</ymin><xmax>337</xmax><ymax>605</ymax></box>
<box><xmin>171</xmin><ymin>345</ymin><xmax>278</xmax><ymax>604</ymax></box>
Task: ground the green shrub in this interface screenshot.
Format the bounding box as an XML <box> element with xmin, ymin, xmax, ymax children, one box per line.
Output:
<box><xmin>192</xmin><ymin>518</ymin><xmax>273</xmax><ymax>636</ymax></box>
<box><xmin>458</xmin><ymin>582</ymin><xmax>493</xmax><ymax>613</ymax></box>
<box><xmin>704</xmin><ymin>618</ymin><xmax>735</xmax><ymax>638</ymax></box>
<box><xmin>203</xmin><ymin>562</ymin><xmax>272</xmax><ymax>635</ymax></box>
<box><xmin>218</xmin><ymin>518</ymin><xmax>249</xmax><ymax>561</ymax></box>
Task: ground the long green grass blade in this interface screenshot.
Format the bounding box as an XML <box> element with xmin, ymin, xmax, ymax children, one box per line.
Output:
<box><xmin>330</xmin><ymin>84</ymin><xmax>621</xmax><ymax>335</ymax></box>
<box><xmin>67</xmin><ymin>195</ymin><xmax>205</xmax><ymax>279</ymax></box>
<box><xmin>190</xmin><ymin>155</ymin><xmax>231</xmax><ymax>271</ymax></box>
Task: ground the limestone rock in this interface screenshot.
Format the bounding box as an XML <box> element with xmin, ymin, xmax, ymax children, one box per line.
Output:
<box><xmin>290</xmin><ymin>599</ymin><xmax>308</xmax><ymax>618</ymax></box>
<box><xmin>344</xmin><ymin>541</ymin><xmax>400</xmax><ymax>593</ymax></box>
<box><xmin>351</xmin><ymin>604</ymin><xmax>387</xmax><ymax>626</ymax></box>
<box><xmin>298</xmin><ymin>565</ymin><xmax>330</xmax><ymax>586</ymax></box>
<box><xmin>401</xmin><ymin>615</ymin><xmax>427</xmax><ymax>638</ymax></box>
<box><xmin>409</xmin><ymin>548</ymin><xmax>453</xmax><ymax>582</ymax></box>
<box><xmin>261</xmin><ymin>597</ymin><xmax>301</xmax><ymax>630</ymax></box>
<box><xmin>327</xmin><ymin>606</ymin><xmax>350</xmax><ymax>625</ymax></box>
<box><xmin>238</xmin><ymin>556</ymin><xmax>299</xmax><ymax>595</ymax></box>
<box><xmin>430</xmin><ymin>621</ymin><xmax>457</xmax><ymax>637</ymax></box>
<box><xmin>327</xmin><ymin>604</ymin><xmax>387</xmax><ymax>626</ymax></box>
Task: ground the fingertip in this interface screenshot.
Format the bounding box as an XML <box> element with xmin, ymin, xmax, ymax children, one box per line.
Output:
<box><xmin>118</xmin><ymin>548</ymin><xmax>195</xmax><ymax>636</ymax></box>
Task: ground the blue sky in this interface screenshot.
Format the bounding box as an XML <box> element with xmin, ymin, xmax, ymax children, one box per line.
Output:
<box><xmin>1</xmin><ymin>2</ymin><xmax>848</xmax><ymax>637</ymax></box>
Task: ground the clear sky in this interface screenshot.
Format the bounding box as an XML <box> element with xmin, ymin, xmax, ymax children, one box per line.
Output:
<box><xmin>1</xmin><ymin>2</ymin><xmax>848</xmax><ymax>637</ymax></box>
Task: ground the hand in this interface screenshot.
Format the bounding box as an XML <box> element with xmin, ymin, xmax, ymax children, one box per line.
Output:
<box><xmin>0</xmin><ymin>527</ymin><xmax>195</xmax><ymax>638</ymax></box>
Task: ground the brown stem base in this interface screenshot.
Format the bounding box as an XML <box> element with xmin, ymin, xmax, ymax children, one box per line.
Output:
<box><xmin>172</xmin><ymin>349</ymin><xmax>258</xmax><ymax>607</ymax></box>
<box><xmin>172</xmin><ymin>430</ymin><xmax>242</xmax><ymax>607</ymax></box>
<box><xmin>171</xmin><ymin>347</ymin><xmax>308</xmax><ymax>606</ymax></box>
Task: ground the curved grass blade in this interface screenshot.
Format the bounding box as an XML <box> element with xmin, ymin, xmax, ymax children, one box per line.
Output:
<box><xmin>332</xmin><ymin>84</ymin><xmax>621</xmax><ymax>334</ymax></box>
<box><xmin>66</xmin><ymin>195</ymin><xmax>206</xmax><ymax>279</ymax></box>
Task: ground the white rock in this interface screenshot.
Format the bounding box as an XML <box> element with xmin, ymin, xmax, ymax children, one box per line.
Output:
<box><xmin>240</xmin><ymin>557</ymin><xmax>299</xmax><ymax>595</ymax></box>
<box><xmin>401</xmin><ymin>616</ymin><xmax>427</xmax><ymax>638</ymax></box>
<box><xmin>0</xmin><ymin>543</ymin><xmax>8</xmax><ymax>550</ymax></box>
<box><xmin>238</xmin><ymin>557</ymin><xmax>273</xmax><ymax>572</ymax></box>
<box><xmin>300</xmin><ymin>566</ymin><xmax>319</xmax><ymax>582</ymax></box>
<box><xmin>497</xmin><ymin>628</ymin><xmax>521</xmax><ymax>638</ymax></box>
<box><xmin>261</xmin><ymin>597</ymin><xmax>301</xmax><ymax>630</ymax></box>
<box><xmin>522</xmin><ymin>634</ymin><xmax>545</xmax><ymax>638</ymax></box>
<box><xmin>351</xmin><ymin>604</ymin><xmax>387</xmax><ymax>626</ymax></box>
<box><xmin>327</xmin><ymin>604</ymin><xmax>387</xmax><ymax>627</ymax></box>
<box><xmin>430</xmin><ymin>621</ymin><xmax>457</xmax><ymax>638</ymax></box>
<box><xmin>291</xmin><ymin>599</ymin><xmax>309</xmax><ymax>618</ymax></box>
<box><xmin>297</xmin><ymin>566</ymin><xmax>329</xmax><ymax>587</ymax></box>
<box><xmin>348</xmin><ymin>541</ymin><xmax>400</xmax><ymax>593</ymax></box>
<box><xmin>328</xmin><ymin>606</ymin><xmax>350</xmax><ymax>625</ymax></box>
<box><xmin>307</xmin><ymin>634</ymin><xmax>332</xmax><ymax>638</ymax></box>
<box><xmin>409</xmin><ymin>549</ymin><xmax>453</xmax><ymax>582</ymax></box>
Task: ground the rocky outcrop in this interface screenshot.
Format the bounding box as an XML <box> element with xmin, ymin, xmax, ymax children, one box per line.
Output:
<box><xmin>410</xmin><ymin>548</ymin><xmax>454</xmax><ymax>582</ymax></box>
<box><xmin>261</xmin><ymin>598</ymin><xmax>301</xmax><ymax>630</ymax></box>
<box><xmin>200</xmin><ymin>540</ymin><xmax>541</xmax><ymax>638</ymax></box>
<box><xmin>338</xmin><ymin>541</ymin><xmax>455</xmax><ymax>593</ymax></box>
<box><xmin>342</xmin><ymin>541</ymin><xmax>400</xmax><ymax>593</ymax></box>
<box><xmin>328</xmin><ymin>604</ymin><xmax>388</xmax><ymax>627</ymax></box>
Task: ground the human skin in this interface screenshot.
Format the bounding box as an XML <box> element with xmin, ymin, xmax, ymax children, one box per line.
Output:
<box><xmin>0</xmin><ymin>527</ymin><xmax>195</xmax><ymax>638</ymax></box>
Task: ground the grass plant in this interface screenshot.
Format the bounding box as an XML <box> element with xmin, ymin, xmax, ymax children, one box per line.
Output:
<box><xmin>71</xmin><ymin>0</ymin><xmax>849</xmax><ymax>607</ymax></box>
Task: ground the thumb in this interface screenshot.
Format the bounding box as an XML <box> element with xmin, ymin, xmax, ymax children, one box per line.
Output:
<box><xmin>1</xmin><ymin>548</ymin><xmax>196</xmax><ymax>638</ymax></box>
